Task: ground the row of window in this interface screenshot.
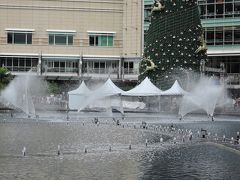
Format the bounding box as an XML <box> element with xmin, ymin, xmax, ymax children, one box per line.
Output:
<box><xmin>0</xmin><ymin>57</ymin><xmax>135</xmax><ymax>74</ymax></box>
<box><xmin>199</xmin><ymin>1</ymin><xmax>240</xmax><ymax>18</ymax></box>
<box><xmin>204</xmin><ymin>26</ymin><xmax>240</xmax><ymax>45</ymax></box>
<box><xmin>198</xmin><ymin>0</ymin><xmax>240</xmax><ymax>5</ymax></box>
<box><xmin>208</xmin><ymin>56</ymin><xmax>240</xmax><ymax>73</ymax></box>
<box><xmin>6</xmin><ymin>32</ymin><xmax>114</xmax><ymax>47</ymax></box>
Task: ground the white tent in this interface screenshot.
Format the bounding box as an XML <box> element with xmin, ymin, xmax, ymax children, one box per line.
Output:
<box><xmin>91</xmin><ymin>78</ymin><xmax>125</xmax><ymax>97</ymax></box>
<box><xmin>68</xmin><ymin>81</ymin><xmax>90</xmax><ymax>110</ymax></box>
<box><xmin>68</xmin><ymin>81</ymin><xmax>90</xmax><ymax>95</ymax></box>
<box><xmin>162</xmin><ymin>80</ymin><xmax>186</xmax><ymax>96</ymax></box>
<box><xmin>123</xmin><ymin>77</ymin><xmax>162</xmax><ymax>96</ymax></box>
<box><xmin>78</xmin><ymin>78</ymin><xmax>125</xmax><ymax>113</ymax></box>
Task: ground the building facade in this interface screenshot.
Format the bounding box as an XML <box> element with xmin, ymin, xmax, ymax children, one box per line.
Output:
<box><xmin>144</xmin><ymin>0</ymin><xmax>240</xmax><ymax>96</ymax></box>
<box><xmin>198</xmin><ymin>0</ymin><xmax>240</xmax><ymax>96</ymax></box>
<box><xmin>0</xmin><ymin>0</ymin><xmax>143</xmax><ymax>81</ymax></box>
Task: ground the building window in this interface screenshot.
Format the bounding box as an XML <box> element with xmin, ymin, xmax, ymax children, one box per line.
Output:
<box><xmin>0</xmin><ymin>56</ymin><xmax>38</xmax><ymax>72</ymax></box>
<box><xmin>204</xmin><ymin>26</ymin><xmax>240</xmax><ymax>45</ymax></box>
<box><xmin>88</xmin><ymin>32</ymin><xmax>114</xmax><ymax>47</ymax></box>
<box><xmin>124</xmin><ymin>62</ymin><xmax>134</xmax><ymax>74</ymax></box>
<box><xmin>48</xmin><ymin>33</ymin><xmax>73</xmax><ymax>45</ymax></box>
<box><xmin>7</xmin><ymin>32</ymin><xmax>32</xmax><ymax>44</ymax></box>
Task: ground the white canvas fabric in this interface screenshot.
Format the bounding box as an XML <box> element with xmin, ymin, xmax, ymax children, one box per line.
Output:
<box><xmin>123</xmin><ymin>77</ymin><xmax>162</xmax><ymax>96</ymax></box>
<box><xmin>68</xmin><ymin>81</ymin><xmax>91</xmax><ymax>110</ymax></box>
<box><xmin>162</xmin><ymin>80</ymin><xmax>186</xmax><ymax>96</ymax></box>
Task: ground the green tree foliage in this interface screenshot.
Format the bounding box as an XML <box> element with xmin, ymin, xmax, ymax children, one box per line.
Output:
<box><xmin>140</xmin><ymin>0</ymin><xmax>207</xmax><ymax>90</ymax></box>
<box><xmin>47</xmin><ymin>81</ymin><xmax>61</xmax><ymax>94</ymax></box>
<box><xmin>0</xmin><ymin>67</ymin><xmax>12</xmax><ymax>90</ymax></box>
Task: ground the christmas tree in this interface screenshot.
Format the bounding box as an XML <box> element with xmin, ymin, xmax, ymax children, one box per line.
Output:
<box><xmin>140</xmin><ymin>0</ymin><xmax>207</xmax><ymax>90</ymax></box>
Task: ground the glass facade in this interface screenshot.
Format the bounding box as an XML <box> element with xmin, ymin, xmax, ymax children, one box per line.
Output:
<box><xmin>0</xmin><ymin>56</ymin><xmax>38</xmax><ymax>71</ymax></box>
<box><xmin>43</xmin><ymin>59</ymin><xmax>78</xmax><ymax>73</ymax></box>
<box><xmin>204</xmin><ymin>26</ymin><xmax>240</xmax><ymax>45</ymax></box>
<box><xmin>198</xmin><ymin>0</ymin><xmax>240</xmax><ymax>87</ymax></box>
<box><xmin>199</xmin><ymin>0</ymin><xmax>240</xmax><ymax>19</ymax></box>
<box><xmin>82</xmin><ymin>61</ymin><xmax>118</xmax><ymax>74</ymax></box>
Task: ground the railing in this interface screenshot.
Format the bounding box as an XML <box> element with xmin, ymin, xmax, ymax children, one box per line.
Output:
<box><xmin>83</xmin><ymin>68</ymin><xmax>118</xmax><ymax>74</ymax></box>
<box><xmin>226</xmin><ymin>73</ymin><xmax>240</xmax><ymax>86</ymax></box>
<box><xmin>5</xmin><ymin>66</ymin><xmax>36</xmax><ymax>72</ymax></box>
<box><xmin>205</xmin><ymin>67</ymin><xmax>225</xmax><ymax>73</ymax></box>
<box><xmin>44</xmin><ymin>67</ymin><xmax>78</xmax><ymax>73</ymax></box>
<box><xmin>123</xmin><ymin>68</ymin><xmax>138</xmax><ymax>75</ymax></box>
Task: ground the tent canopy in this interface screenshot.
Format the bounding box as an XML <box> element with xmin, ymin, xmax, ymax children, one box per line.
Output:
<box><xmin>90</xmin><ymin>78</ymin><xmax>125</xmax><ymax>97</ymax></box>
<box><xmin>162</xmin><ymin>80</ymin><xmax>186</xmax><ymax>96</ymax></box>
<box><xmin>68</xmin><ymin>81</ymin><xmax>90</xmax><ymax>95</ymax></box>
<box><xmin>123</xmin><ymin>77</ymin><xmax>162</xmax><ymax>96</ymax></box>
<box><xmin>68</xmin><ymin>81</ymin><xmax>91</xmax><ymax>110</ymax></box>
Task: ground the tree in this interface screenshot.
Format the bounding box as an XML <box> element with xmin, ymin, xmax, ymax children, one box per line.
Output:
<box><xmin>140</xmin><ymin>0</ymin><xmax>207</xmax><ymax>90</ymax></box>
<box><xmin>47</xmin><ymin>81</ymin><xmax>61</xmax><ymax>94</ymax></box>
<box><xmin>0</xmin><ymin>67</ymin><xmax>12</xmax><ymax>90</ymax></box>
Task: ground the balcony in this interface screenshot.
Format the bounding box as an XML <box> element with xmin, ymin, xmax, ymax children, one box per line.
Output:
<box><xmin>226</xmin><ymin>73</ymin><xmax>240</xmax><ymax>89</ymax></box>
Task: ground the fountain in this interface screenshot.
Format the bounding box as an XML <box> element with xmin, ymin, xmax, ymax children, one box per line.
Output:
<box><xmin>0</xmin><ymin>70</ymin><xmax>239</xmax><ymax>179</ymax></box>
<box><xmin>0</xmin><ymin>71</ymin><xmax>47</xmax><ymax>117</ymax></box>
<box><xmin>179</xmin><ymin>76</ymin><xmax>228</xmax><ymax>118</ymax></box>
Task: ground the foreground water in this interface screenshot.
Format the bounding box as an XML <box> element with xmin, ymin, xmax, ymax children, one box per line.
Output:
<box><xmin>0</xmin><ymin>112</ymin><xmax>240</xmax><ymax>179</ymax></box>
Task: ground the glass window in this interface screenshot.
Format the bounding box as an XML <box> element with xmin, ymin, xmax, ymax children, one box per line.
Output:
<box><xmin>224</xmin><ymin>27</ymin><xmax>233</xmax><ymax>44</ymax></box>
<box><xmin>215</xmin><ymin>27</ymin><xmax>223</xmax><ymax>45</ymax></box>
<box><xmin>100</xmin><ymin>62</ymin><xmax>105</xmax><ymax>68</ymax></box>
<box><xmin>6</xmin><ymin>57</ymin><xmax>12</xmax><ymax>66</ymax></box>
<box><xmin>49</xmin><ymin>34</ymin><xmax>54</xmax><ymax>44</ymax></box>
<box><xmin>207</xmin><ymin>4</ymin><xmax>215</xmax><ymax>18</ymax></box>
<box><xmin>7</xmin><ymin>32</ymin><xmax>13</xmax><ymax>44</ymax></box>
<box><xmin>88</xmin><ymin>34</ymin><xmax>114</xmax><ymax>47</ymax></box>
<box><xmin>68</xmin><ymin>35</ymin><xmax>73</xmax><ymax>45</ymax></box>
<box><xmin>89</xmin><ymin>36</ymin><xmax>94</xmax><ymax>46</ymax></box>
<box><xmin>207</xmin><ymin>0</ymin><xmax>215</xmax><ymax>4</ymax></box>
<box><xmin>199</xmin><ymin>5</ymin><xmax>206</xmax><ymax>18</ymax></box>
<box><xmin>54</xmin><ymin>61</ymin><xmax>59</xmax><ymax>67</ymax></box>
<box><xmin>234</xmin><ymin>27</ymin><xmax>240</xmax><ymax>44</ymax></box>
<box><xmin>94</xmin><ymin>62</ymin><xmax>99</xmax><ymax>68</ymax></box>
<box><xmin>95</xmin><ymin>36</ymin><xmax>99</xmax><ymax>46</ymax></box>
<box><xmin>108</xmin><ymin>36</ymin><xmax>113</xmax><ymax>46</ymax></box>
<box><xmin>14</xmin><ymin>33</ymin><xmax>27</xmax><ymax>44</ymax></box>
<box><xmin>27</xmin><ymin>34</ymin><xmax>32</xmax><ymax>44</ymax></box>
<box><xmin>48</xmin><ymin>33</ymin><xmax>73</xmax><ymax>45</ymax></box>
<box><xmin>7</xmin><ymin>32</ymin><xmax>32</xmax><ymax>44</ymax></box>
<box><xmin>225</xmin><ymin>3</ymin><xmax>233</xmax><ymax>17</ymax></box>
<box><xmin>26</xmin><ymin>59</ymin><xmax>31</xmax><ymax>67</ymax></box>
<box><xmin>100</xmin><ymin>36</ymin><xmax>108</xmax><ymax>46</ymax></box>
<box><xmin>55</xmin><ymin>34</ymin><xmax>67</xmax><ymax>45</ymax></box>
<box><xmin>206</xmin><ymin>28</ymin><xmax>214</xmax><ymax>45</ymax></box>
<box><xmin>13</xmin><ymin>57</ymin><xmax>18</xmax><ymax>66</ymax></box>
<box><xmin>19</xmin><ymin>58</ymin><xmax>25</xmax><ymax>66</ymax></box>
<box><xmin>216</xmin><ymin>4</ymin><xmax>224</xmax><ymax>18</ymax></box>
<box><xmin>234</xmin><ymin>2</ymin><xmax>240</xmax><ymax>17</ymax></box>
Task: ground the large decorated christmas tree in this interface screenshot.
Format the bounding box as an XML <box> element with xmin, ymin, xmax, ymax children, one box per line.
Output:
<box><xmin>140</xmin><ymin>0</ymin><xmax>207</xmax><ymax>90</ymax></box>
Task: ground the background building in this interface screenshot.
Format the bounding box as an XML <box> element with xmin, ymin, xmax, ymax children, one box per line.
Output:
<box><xmin>0</xmin><ymin>0</ymin><xmax>143</xmax><ymax>81</ymax></box>
<box><xmin>144</xmin><ymin>0</ymin><xmax>240</xmax><ymax>97</ymax></box>
<box><xmin>198</xmin><ymin>0</ymin><xmax>240</xmax><ymax>97</ymax></box>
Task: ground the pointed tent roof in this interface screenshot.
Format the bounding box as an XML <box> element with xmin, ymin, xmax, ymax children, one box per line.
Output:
<box><xmin>123</xmin><ymin>77</ymin><xmax>162</xmax><ymax>96</ymax></box>
<box><xmin>162</xmin><ymin>80</ymin><xmax>186</xmax><ymax>96</ymax></box>
<box><xmin>68</xmin><ymin>81</ymin><xmax>90</xmax><ymax>95</ymax></box>
<box><xmin>91</xmin><ymin>78</ymin><xmax>125</xmax><ymax>96</ymax></box>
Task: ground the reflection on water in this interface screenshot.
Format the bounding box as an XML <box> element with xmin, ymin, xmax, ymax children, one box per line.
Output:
<box><xmin>140</xmin><ymin>144</ymin><xmax>240</xmax><ymax>179</ymax></box>
<box><xmin>0</xmin><ymin>114</ymin><xmax>240</xmax><ymax>179</ymax></box>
